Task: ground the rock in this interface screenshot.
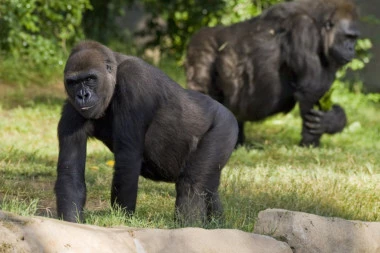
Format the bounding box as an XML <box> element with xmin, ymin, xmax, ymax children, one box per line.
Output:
<box><xmin>254</xmin><ymin>209</ymin><xmax>380</xmax><ymax>253</ymax></box>
<box><xmin>0</xmin><ymin>211</ymin><xmax>136</xmax><ymax>253</ymax></box>
<box><xmin>0</xmin><ymin>211</ymin><xmax>291</xmax><ymax>253</ymax></box>
<box><xmin>132</xmin><ymin>228</ymin><xmax>291</xmax><ymax>253</ymax></box>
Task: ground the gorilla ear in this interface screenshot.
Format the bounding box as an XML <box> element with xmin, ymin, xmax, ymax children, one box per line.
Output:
<box><xmin>324</xmin><ymin>20</ymin><xmax>334</xmax><ymax>31</ymax></box>
<box><xmin>321</xmin><ymin>19</ymin><xmax>336</xmax><ymax>58</ymax></box>
<box><xmin>106</xmin><ymin>64</ymin><xmax>113</xmax><ymax>73</ymax></box>
<box><xmin>105</xmin><ymin>61</ymin><xmax>116</xmax><ymax>86</ymax></box>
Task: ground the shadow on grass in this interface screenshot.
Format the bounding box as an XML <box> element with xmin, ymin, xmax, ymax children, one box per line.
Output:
<box><xmin>221</xmin><ymin>184</ymin><xmax>376</xmax><ymax>232</ymax></box>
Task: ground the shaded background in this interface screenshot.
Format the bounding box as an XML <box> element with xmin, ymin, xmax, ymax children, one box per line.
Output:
<box><xmin>355</xmin><ymin>0</ymin><xmax>380</xmax><ymax>92</ymax></box>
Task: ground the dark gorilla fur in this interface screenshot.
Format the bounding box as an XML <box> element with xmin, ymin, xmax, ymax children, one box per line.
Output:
<box><xmin>55</xmin><ymin>41</ymin><xmax>238</xmax><ymax>224</ymax></box>
<box><xmin>186</xmin><ymin>0</ymin><xmax>359</xmax><ymax>147</ymax></box>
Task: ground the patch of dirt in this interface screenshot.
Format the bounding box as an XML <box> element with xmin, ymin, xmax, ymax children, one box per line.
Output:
<box><xmin>0</xmin><ymin>81</ymin><xmax>66</xmax><ymax>109</ymax></box>
<box><xmin>0</xmin><ymin>80</ymin><xmax>65</xmax><ymax>97</ymax></box>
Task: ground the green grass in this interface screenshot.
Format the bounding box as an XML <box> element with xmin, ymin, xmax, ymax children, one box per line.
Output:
<box><xmin>0</xmin><ymin>67</ymin><xmax>379</xmax><ymax>232</ymax></box>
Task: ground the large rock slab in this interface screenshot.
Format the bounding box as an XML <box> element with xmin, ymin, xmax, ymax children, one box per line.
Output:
<box><xmin>0</xmin><ymin>211</ymin><xmax>291</xmax><ymax>253</ymax></box>
<box><xmin>254</xmin><ymin>209</ymin><xmax>380</xmax><ymax>253</ymax></box>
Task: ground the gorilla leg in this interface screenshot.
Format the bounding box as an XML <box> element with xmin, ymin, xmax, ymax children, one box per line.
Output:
<box><xmin>175</xmin><ymin>170</ymin><xmax>222</xmax><ymax>225</ymax></box>
<box><xmin>175</xmin><ymin>121</ymin><xmax>237</xmax><ymax>225</ymax></box>
<box><xmin>204</xmin><ymin>170</ymin><xmax>223</xmax><ymax>219</ymax></box>
<box><xmin>175</xmin><ymin>176</ymin><xmax>207</xmax><ymax>225</ymax></box>
<box><xmin>236</xmin><ymin>121</ymin><xmax>245</xmax><ymax>146</ymax></box>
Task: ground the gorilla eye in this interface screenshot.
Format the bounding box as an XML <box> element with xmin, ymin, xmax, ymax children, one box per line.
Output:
<box><xmin>66</xmin><ymin>79</ymin><xmax>76</xmax><ymax>86</ymax></box>
<box><xmin>346</xmin><ymin>33</ymin><xmax>359</xmax><ymax>40</ymax></box>
<box><xmin>85</xmin><ymin>75</ymin><xmax>97</xmax><ymax>83</ymax></box>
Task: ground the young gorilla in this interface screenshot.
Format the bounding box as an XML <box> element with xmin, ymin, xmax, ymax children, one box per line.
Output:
<box><xmin>186</xmin><ymin>0</ymin><xmax>360</xmax><ymax>147</ymax></box>
<box><xmin>55</xmin><ymin>41</ymin><xmax>238</xmax><ymax>224</ymax></box>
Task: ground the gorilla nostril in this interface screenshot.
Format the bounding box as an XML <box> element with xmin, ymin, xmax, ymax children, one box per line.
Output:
<box><xmin>77</xmin><ymin>89</ymin><xmax>91</xmax><ymax>101</ymax></box>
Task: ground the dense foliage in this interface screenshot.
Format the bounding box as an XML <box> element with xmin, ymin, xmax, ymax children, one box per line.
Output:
<box><xmin>0</xmin><ymin>0</ymin><xmax>91</xmax><ymax>66</ymax></box>
<box><xmin>126</xmin><ymin>0</ymin><xmax>282</xmax><ymax>55</ymax></box>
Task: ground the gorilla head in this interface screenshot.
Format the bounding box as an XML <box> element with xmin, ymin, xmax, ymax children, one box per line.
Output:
<box><xmin>320</xmin><ymin>1</ymin><xmax>360</xmax><ymax>66</ymax></box>
<box><xmin>64</xmin><ymin>42</ymin><xmax>117</xmax><ymax>119</ymax></box>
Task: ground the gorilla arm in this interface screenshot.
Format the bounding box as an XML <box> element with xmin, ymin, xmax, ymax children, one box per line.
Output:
<box><xmin>110</xmin><ymin>109</ymin><xmax>144</xmax><ymax>213</ymax></box>
<box><xmin>55</xmin><ymin>103</ymin><xmax>89</xmax><ymax>222</ymax></box>
<box><xmin>110</xmin><ymin>60</ymin><xmax>154</xmax><ymax>212</ymax></box>
<box><xmin>284</xmin><ymin>15</ymin><xmax>334</xmax><ymax>147</ymax></box>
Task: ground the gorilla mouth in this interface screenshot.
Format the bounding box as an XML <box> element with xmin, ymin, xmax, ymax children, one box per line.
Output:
<box><xmin>80</xmin><ymin>105</ymin><xmax>95</xmax><ymax>111</ymax></box>
<box><xmin>338</xmin><ymin>52</ymin><xmax>355</xmax><ymax>64</ymax></box>
<box><xmin>340</xmin><ymin>57</ymin><xmax>352</xmax><ymax>65</ymax></box>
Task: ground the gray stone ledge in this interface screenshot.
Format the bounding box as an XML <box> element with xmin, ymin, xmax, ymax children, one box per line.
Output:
<box><xmin>0</xmin><ymin>211</ymin><xmax>291</xmax><ymax>253</ymax></box>
<box><xmin>254</xmin><ymin>208</ymin><xmax>380</xmax><ymax>253</ymax></box>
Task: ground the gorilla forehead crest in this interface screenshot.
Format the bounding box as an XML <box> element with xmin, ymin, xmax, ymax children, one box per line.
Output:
<box><xmin>308</xmin><ymin>0</ymin><xmax>358</xmax><ymax>21</ymax></box>
<box><xmin>65</xmin><ymin>41</ymin><xmax>117</xmax><ymax>75</ymax></box>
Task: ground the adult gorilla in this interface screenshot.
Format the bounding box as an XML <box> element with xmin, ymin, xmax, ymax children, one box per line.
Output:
<box><xmin>186</xmin><ymin>0</ymin><xmax>359</xmax><ymax>147</ymax></box>
<box><xmin>55</xmin><ymin>41</ymin><xmax>238</xmax><ymax>224</ymax></box>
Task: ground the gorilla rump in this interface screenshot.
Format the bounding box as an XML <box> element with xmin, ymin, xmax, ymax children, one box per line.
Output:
<box><xmin>55</xmin><ymin>41</ymin><xmax>238</xmax><ymax>224</ymax></box>
<box><xmin>186</xmin><ymin>0</ymin><xmax>359</xmax><ymax>147</ymax></box>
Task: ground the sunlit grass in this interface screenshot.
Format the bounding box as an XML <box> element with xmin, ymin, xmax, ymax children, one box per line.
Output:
<box><xmin>0</xmin><ymin>196</ymin><xmax>39</xmax><ymax>217</ymax></box>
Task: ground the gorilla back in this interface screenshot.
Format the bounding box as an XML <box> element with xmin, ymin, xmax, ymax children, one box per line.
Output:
<box><xmin>186</xmin><ymin>0</ymin><xmax>359</xmax><ymax>147</ymax></box>
<box><xmin>55</xmin><ymin>41</ymin><xmax>238</xmax><ymax>225</ymax></box>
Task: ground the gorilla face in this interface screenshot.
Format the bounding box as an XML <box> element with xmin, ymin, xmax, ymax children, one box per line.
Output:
<box><xmin>328</xmin><ymin>18</ymin><xmax>359</xmax><ymax>66</ymax></box>
<box><xmin>64</xmin><ymin>49</ymin><xmax>116</xmax><ymax>119</ymax></box>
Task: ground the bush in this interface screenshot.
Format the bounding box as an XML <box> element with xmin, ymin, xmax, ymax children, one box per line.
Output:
<box><xmin>0</xmin><ymin>0</ymin><xmax>91</xmax><ymax>85</ymax></box>
<box><xmin>132</xmin><ymin>0</ymin><xmax>282</xmax><ymax>58</ymax></box>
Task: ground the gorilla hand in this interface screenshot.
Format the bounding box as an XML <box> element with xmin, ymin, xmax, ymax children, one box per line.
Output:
<box><xmin>304</xmin><ymin>105</ymin><xmax>347</xmax><ymax>135</ymax></box>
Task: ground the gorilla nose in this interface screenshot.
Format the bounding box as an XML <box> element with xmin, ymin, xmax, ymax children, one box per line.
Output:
<box><xmin>76</xmin><ymin>89</ymin><xmax>91</xmax><ymax>103</ymax></box>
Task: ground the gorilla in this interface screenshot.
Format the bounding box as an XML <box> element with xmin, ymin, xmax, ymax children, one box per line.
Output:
<box><xmin>185</xmin><ymin>0</ymin><xmax>360</xmax><ymax>147</ymax></box>
<box><xmin>55</xmin><ymin>41</ymin><xmax>238</xmax><ymax>225</ymax></box>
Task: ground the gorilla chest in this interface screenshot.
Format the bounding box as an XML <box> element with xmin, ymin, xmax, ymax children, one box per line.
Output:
<box><xmin>92</xmin><ymin>117</ymin><xmax>114</xmax><ymax>151</ymax></box>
